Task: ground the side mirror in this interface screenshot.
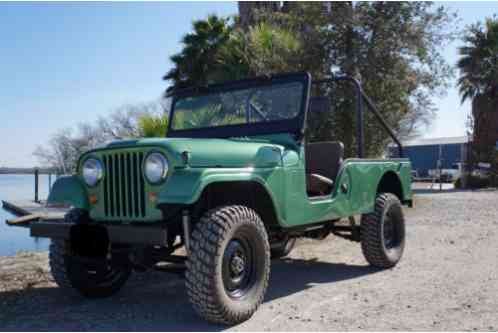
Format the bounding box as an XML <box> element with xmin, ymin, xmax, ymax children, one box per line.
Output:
<box><xmin>309</xmin><ymin>96</ymin><xmax>331</xmax><ymax>114</ymax></box>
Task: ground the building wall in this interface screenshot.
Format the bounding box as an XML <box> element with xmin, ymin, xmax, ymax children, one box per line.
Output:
<box><xmin>402</xmin><ymin>143</ymin><xmax>465</xmax><ymax>177</ymax></box>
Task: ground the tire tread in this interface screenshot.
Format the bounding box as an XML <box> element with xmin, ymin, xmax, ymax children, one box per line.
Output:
<box><xmin>361</xmin><ymin>193</ymin><xmax>404</xmax><ymax>268</ymax></box>
<box><xmin>185</xmin><ymin>205</ymin><xmax>270</xmax><ymax>324</ymax></box>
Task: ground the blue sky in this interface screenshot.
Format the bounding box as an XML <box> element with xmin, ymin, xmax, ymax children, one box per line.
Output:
<box><xmin>0</xmin><ymin>2</ymin><xmax>496</xmax><ymax>167</ymax></box>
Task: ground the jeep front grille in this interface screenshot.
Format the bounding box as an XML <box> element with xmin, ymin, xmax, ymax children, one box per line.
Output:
<box><xmin>102</xmin><ymin>151</ymin><xmax>146</xmax><ymax>218</ymax></box>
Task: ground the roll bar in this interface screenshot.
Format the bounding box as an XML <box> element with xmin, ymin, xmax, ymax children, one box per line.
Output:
<box><xmin>313</xmin><ymin>76</ymin><xmax>404</xmax><ymax>158</ymax></box>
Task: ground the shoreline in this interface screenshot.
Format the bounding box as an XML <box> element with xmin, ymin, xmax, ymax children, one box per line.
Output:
<box><xmin>0</xmin><ymin>251</ymin><xmax>51</xmax><ymax>294</ymax></box>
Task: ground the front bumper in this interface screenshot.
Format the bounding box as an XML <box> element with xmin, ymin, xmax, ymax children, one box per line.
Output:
<box><xmin>30</xmin><ymin>221</ymin><xmax>169</xmax><ymax>246</ymax></box>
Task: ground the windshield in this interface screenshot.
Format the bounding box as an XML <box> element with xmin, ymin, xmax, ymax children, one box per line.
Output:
<box><xmin>170</xmin><ymin>81</ymin><xmax>305</xmax><ymax>132</ymax></box>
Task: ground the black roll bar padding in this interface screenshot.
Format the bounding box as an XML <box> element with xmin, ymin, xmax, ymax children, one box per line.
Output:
<box><xmin>312</xmin><ymin>76</ymin><xmax>403</xmax><ymax>158</ymax></box>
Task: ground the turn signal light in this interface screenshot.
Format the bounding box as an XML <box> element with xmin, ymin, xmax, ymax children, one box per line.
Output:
<box><xmin>89</xmin><ymin>194</ymin><xmax>98</xmax><ymax>205</ymax></box>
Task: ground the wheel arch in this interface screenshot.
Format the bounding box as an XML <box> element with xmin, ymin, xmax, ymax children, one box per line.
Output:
<box><xmin>191</xmin><ymin>180</ymin><xmax>282</xmax><ymax>228</ymax></box>
<box><xmin>47</xmin><ymin>175</ymin><xmax>89</xmax><ymax>210</ymax></box>
<box><xmin>376</xmin><ymin>171</ymin><xmax>404</xmax><ymax>202</ymax></box>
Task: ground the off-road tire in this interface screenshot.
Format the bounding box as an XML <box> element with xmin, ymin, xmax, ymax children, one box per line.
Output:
<box><xmin>271</xmin><ymin>237</ymin><xmax>296</xmax><ymax>259</ymax></box>
<box><xmin>360</xmin><ymin>193</ymin><xmax>405</xmax><ymax>268</ymax></box>
<box><xmin>49</xmin><ymin>209</ymin><xmax>131</xmax><ymax>298</ymax></box>
<box><xmin>185</xmin><ymin>205</ymin><xmax>270</xmax><ymax>325</ymax></box>
<box><xmin>64</xmin><ymin>208</ymin><xmax>88</xmax><ymax>225</ymax></box>
<box><xmin>49</xmin><ymin>240</ymin><xmax>74</xmax><ymax>289</ymax></box>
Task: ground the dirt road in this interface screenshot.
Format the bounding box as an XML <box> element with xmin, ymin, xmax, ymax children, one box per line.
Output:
<box><xmin>1</xmin><ymin>189</ymin><xmax>497</xmax><ymax>331</ymax></box>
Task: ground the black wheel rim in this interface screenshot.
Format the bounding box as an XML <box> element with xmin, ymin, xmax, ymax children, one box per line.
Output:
<box><xmin>222</xmin><ymin>235</ymin><xmax>255</xmax><ymax>299</ymax></box>
<box><xmin>383</xmin><ymin>208</ymin><xmax>401</xmax><ymax>250</ymax></box>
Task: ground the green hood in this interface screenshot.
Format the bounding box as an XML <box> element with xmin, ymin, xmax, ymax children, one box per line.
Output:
<box><xmin>104</xmin><ymin>137</ymin><xmax>285</xmax><ymax>168</ymax></box>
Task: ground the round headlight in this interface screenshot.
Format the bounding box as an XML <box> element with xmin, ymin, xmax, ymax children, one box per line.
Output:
<box><xmin>82</xmin><ymin>158</ymin><xmax>103</xmax><ymax>187</ymax></box>
<box><xmin>144</xmin><ymin>152</ymin><xmax>168</xmax><ymax>184</ymax></box>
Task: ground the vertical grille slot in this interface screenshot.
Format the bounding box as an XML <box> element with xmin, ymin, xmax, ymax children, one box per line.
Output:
<box><xmin>132</xmin><ymin>153</ymin><xmax>140</xmax><ymax>217</ymax></box>
<box><xmin>138</xmin><ymin>152</ymin><xmax>146</xmax><ymax>217</ymax></box>
<box><xmin>114</xmin><ymin>154</ymin><xmax>121</xmax><ymax>217</ymax></box>
<box><xmin>108</xmin><ymin>155</ymin><xmax>115</xmax><ymax>216</ymax></box>
<box><xmin>126</xmin><ymin>153</ymin><xmax>133</xmax><ymax>217</ymax></box>
<box><xmin>103</xmin><ymin>156</ymin><xmax>109</xmax><ymax>216</ymax></box>
<box><xmin>120</xmin><ymin>154</ymin><xmax>126</xmax><ymax>218</ymax></box>
<box><xmin>101</xmin><ymin>150</ymin><xmax>146</xmax><ymax>219</ymax></box>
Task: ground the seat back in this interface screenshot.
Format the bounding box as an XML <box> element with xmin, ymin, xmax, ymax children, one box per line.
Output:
<box><xmin>305</xmin><ymin>141</ymin><xmax>344</xmax><ymax>182</ymax></box>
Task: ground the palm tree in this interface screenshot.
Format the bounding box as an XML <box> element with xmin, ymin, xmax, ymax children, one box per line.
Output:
<box><xmin>138</xmin><ymin>114</ymin><xmax>169</xmax><ymax>138</ymax></box>
<box><xmin>457</xmin><ymin>18</ymin><xmax>498</xmax><ymax>177</ymax></box>
<box><xmin>457</xmin><ymin>18</ymin><xmax>498</xmax><ymax>103</ymax></box>
<box><xmin>163</xmin><ymin>15</ymin><xmax>233</xmax><ymax>91</ymax></box>
<box><xmin>163</xmin><ymin>16</ymin><xmax>303</xmax><ymax>94</ymax></box>
<box><xmin>245</xmin><ymin>22</ymin><xmax>303</xmax><ymax>75</ymax></box>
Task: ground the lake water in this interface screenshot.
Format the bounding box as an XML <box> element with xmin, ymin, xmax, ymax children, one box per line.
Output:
<box><xmin>0</xmin><ymin>174</ymin><xmax>53</xmax><ymax>256</ymax></box>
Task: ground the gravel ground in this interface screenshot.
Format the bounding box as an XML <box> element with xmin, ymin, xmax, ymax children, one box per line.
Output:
<box><xmin>1</xmin><ymin>188</ymin><xmax>497</xmax><ymax>331</ymax></box>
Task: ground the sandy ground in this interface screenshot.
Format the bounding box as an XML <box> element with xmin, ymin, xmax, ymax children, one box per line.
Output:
<box><xmin>1</xmin><ymin>188</ymin><xmax>497</xmax><ymax>331</ymax></box>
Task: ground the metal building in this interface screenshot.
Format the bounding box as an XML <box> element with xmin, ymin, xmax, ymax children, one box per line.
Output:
<box><xmin>392</xmin><ymin>136</ymin><xmax>470</xmax><ymax>177</ymax></box>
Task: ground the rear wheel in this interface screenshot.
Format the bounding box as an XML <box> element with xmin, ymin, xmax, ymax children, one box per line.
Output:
<box><xmin>185</xmin><ymin>205</ymin><xmax>270</xmax><ymax>325</ymax></box>
<box><xmin>360</xmin><ymin>193</ymin><xmax>405</xmax><ymax>268</ymax></box>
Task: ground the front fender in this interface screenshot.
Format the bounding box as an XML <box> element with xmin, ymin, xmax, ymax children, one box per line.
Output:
<box><xmin>157</xmin><ymin>168</ymin><xmax>275</xmax><ymax>205</ymax></box>
<box><xmin>47</xmin><ymin>176</ymin><xmax>89</xmax><ymax>210</ymax></box>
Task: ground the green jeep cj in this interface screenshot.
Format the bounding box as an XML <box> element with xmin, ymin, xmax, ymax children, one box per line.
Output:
<box><xmin>32</xmin><ymin>72</ymin><xmax>412</xmax><ymax>324</ymax></box>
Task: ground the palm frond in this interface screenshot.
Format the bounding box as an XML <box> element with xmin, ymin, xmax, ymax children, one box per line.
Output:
<box><xmin>457</xmin><ymin>17</ymin><xmax>498</xmax><ymax>103</ymax></box>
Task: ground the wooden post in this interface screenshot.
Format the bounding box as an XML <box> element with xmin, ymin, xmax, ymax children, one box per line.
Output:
<box><xmin>34</xmin><ymin>168</ymin><xmax>39</xmax><ymax>203</ymax></box>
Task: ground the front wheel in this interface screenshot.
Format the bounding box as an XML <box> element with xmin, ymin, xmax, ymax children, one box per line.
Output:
<box><xmin>49</xmin><ymin>208</ymin><xmax>131</xmax><ymax>298</ymax></box>
<box><xmin>185</xmin><ymin>205</ymin><xmax>270</xmax><ymax>325</ymax></box>
<box><xmin>49</xmin><ymin>239</ymin><xmax>131</xmax><ymax>298</ymax></box>
<box><xmin>360</xmin><ymin>193</ymin><xmax>406</xmax><ymax>268</ymax></box>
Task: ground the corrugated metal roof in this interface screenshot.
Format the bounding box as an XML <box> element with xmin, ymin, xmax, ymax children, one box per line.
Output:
<box><xmin>402</xmin><ymin>136</ymin><xmax>470</xmax><ymax>147</ymax></box>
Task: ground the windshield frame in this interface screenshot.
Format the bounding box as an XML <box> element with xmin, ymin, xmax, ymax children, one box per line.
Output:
<box><xmin>166</xmin><ymin>72</ymin><xmax>311</xmax><ymax>139</ymax></box>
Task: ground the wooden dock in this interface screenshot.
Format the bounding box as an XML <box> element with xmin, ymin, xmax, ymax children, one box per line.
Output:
<box><xmin>2</xmin><ymin>200</ymin><xmax>68</xmax><ymax>227</ymax></box>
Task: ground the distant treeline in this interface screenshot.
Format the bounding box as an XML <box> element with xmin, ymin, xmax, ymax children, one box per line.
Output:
<box><xmin>0</xmin><ymin>167</ymin><xmax>58</xmax><ymax>175</ymax></box>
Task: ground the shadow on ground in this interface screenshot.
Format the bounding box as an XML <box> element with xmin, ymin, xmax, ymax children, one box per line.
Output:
<box><xmin>0</xmin><ymin>258</ymin><xmax>378</xmax><ymax>331</ymax></box>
